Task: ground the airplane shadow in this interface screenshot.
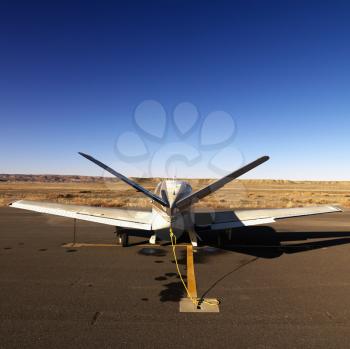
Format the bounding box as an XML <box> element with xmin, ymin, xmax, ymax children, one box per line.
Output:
<box><xmin>142</xmin><ymin>226</ymin><xmax>350</xmax><ymax>303</ymax></box>
<box><xmin>207</xmin><ymin>226</ymin><xmax>350</xmax><ymax>259</ymax></box>
<box><xmin>157</xmin><ymin>227</ymin><xmax>350</xmax><ymax>303</ymax></box>
<box><xmin>197</xmin><ymin>226</ymin><xmax>350</xmax><ymax>300</ymax></box>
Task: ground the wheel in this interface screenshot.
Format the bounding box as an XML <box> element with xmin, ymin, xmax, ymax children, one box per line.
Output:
<box><xmin>118</xmin><ymin>232</ymin><xmax>129</xmax><ymax>247</ymax></box>
<box><xmin>217</xmin><ymin>232</ymin><xmax>224</xmax><ymax>248</ymax></box>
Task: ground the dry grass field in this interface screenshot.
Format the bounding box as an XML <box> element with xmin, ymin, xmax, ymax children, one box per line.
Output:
<box><xmin>1</xmin><ymin>175</ymin><xmax>350</xmax><ymax>209</ymax></box>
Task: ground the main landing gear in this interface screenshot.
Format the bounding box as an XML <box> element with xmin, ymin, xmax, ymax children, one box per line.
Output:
<box><xmin>217</xmin><ymin>229</ymin><xmax>232</xmax><ymax>248</ymax></box>
<box><xmin>115</xmin><ymin>227</ymin><xmax>129</xmax><ymax>247</ymax></box>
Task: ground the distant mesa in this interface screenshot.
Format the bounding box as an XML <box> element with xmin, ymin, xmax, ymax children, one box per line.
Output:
<box><xmin>0</xmin><ymin>174</ymin><xmax>117</xmax><ymax>183</ymax></box>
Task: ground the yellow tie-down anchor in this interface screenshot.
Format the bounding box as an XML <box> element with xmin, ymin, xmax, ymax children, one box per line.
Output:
<box><xmin>169</xmin><ymin>228</ymin><xmax>220</xmax><ymax>313</ymax></box>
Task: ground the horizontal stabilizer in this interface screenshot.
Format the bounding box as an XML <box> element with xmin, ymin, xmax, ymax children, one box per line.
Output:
<box><xmin>79</xmin><ymin>152</ymin><xmax>169</xmax><ymax>207</ymax></box>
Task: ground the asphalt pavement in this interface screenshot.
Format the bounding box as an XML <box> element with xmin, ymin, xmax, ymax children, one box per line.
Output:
<box><xmin>1</xmin><ymin>207</ymin><xmax>350</xmax><ymax>348</ymax></box>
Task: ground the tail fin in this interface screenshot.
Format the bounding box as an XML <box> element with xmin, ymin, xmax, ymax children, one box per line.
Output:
<box><xmin>175</xmin><ymin>156</ymin><xmax>269</xmax><ymax>209</ymax></box>
<box><xmin>79</xmin><ymin>152</ymin><xmax>169</xmax><ymax>207</ymax></box>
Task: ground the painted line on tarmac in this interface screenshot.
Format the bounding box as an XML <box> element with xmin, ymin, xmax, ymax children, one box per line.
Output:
<box><xmin>186</xmin><ymin>245</ymin><xmax>198</xmax><ymax>298</ymax></box>
<box><xmin>62</xmin><ymin>243</ymin><xmax>121</xmax><ymax>248</ymax></box>
<box><xmin>62</xmin><ymin>243</ymin><xmax>189</xmax><ymax>248</ymax></box>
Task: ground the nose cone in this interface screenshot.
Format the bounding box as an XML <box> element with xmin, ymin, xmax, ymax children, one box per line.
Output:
<box><xmin>151</xmin><ymin>208</ymin><xmax>186</xmax><ymax>241</ymax></box>
<box><xmin>171</xmin><ymin>214</ymin><xmax>186</xmax><ymax>232</ymax></box>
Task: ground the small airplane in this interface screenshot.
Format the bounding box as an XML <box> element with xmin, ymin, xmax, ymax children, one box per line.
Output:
<box><xmin>10</xmin><ymin>153</ymin><xmax>342</xmax><ymax>247</ymax></box>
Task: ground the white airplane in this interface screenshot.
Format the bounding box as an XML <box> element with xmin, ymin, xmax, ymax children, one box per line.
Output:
<box><xmin>10</xmin><ymin>153</ymin><xmax>341</xmax><ymax>247</ymax></box>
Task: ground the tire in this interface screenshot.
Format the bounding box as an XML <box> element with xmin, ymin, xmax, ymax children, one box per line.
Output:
<box><xmin>118</xmin><ymin>232</ymin><xmax>128</xmax><ymax>247</ymax></box>
<box><xmin>217</xmin><ymin>232</ymin><xmax>224</xmax><ymax>248</ymax></box>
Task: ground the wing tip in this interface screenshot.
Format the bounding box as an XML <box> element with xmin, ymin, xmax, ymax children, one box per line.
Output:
<box><xmin>8</xmin><ymin>200</ymin><xmax>18</xmax><ymax>207</ymax></box>
<box><xmin>322</xmin><ymin>205</ymin><xmax>342</xmax><ymax>213</ymax></box>
<box><xmin>331</xmin><ymin>205</ymin><xmax>343</xmax><ymax>212</ymax></box>
<box><xmin>8</xmin><ymin>200</ymin><xmax>21</xmax><ymax>207</ymax></box>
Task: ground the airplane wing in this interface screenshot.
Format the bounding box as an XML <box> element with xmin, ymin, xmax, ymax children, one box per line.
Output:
<box><xmin>194</xmin><ymin>206</ymin><xmax>342</xmax><ymax>230</ymax></box>
<box><xmin>9</xmin><ymin>200</ymin><xmax>152</xmax><ymax>230</ymax></box>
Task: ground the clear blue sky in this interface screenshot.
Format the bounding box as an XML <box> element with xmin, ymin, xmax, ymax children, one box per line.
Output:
<box><xmin>0</xmin><ymin>0</ymin><xmax>349</xmax><ymax>179</ymax></box>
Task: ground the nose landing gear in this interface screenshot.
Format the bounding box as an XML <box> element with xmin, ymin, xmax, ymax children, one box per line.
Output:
<box><xmin>188</xmin><ymin>229</ymin><xmax>200</xmax><ymax>248</ymax></box>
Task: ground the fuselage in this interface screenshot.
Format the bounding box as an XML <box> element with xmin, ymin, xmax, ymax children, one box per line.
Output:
<box><xmin>151</xmin><ymin>180</ymin><xmax>193</xmax><ymax>240</ymax></box>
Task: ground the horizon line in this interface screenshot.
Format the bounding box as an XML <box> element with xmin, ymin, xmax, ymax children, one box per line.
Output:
<box><xmin>1</xmin><ymin>173</ymin><xmax>350</xmax><ymax>182</ymax></box>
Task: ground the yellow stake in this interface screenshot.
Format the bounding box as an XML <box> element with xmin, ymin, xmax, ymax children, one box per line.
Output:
<box><xmin>169</xmin><ymin>228</ymin><xmax>219</xmax><ymax>307</ymax></box>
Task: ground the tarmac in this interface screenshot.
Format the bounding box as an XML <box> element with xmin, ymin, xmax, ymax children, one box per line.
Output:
<box><xmin>1</xmin><ymin>207</ymin><xmax>350</xmax><ymax>348</ymax></box>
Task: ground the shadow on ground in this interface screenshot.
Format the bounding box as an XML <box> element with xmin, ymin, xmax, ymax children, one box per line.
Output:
<box><xmin>154</xmin><ymin>226</ymin><xmax>350</xmax><ymax>302</ymax></box>
<box><xmin>211</xmin><ymin>226</ymin><xmax>350</xmax><ymax>258</ymax></box>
